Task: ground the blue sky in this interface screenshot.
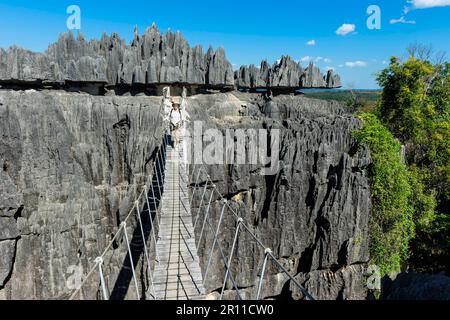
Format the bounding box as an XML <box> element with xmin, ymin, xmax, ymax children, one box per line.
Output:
<box><xmin>0</xmin><ymin>0</ymin><xmax>449</xmax><ymax>88</ymax></box>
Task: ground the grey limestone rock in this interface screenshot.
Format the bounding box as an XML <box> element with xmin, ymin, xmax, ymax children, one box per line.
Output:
<box><xmin>0</xmin><ymin>25</ymin><xmax>234</xmax><ymax>87</ymax></box>
<box><xmin>326</xmin><ymin>69</ymin><xmax>341</xmax><ymax>88</ymax></box>
<box><xmin>1</xmin><ymin>27</ymin><xmax>340</xmax><ymax>90</ymax></box>
<box><xmin>0</xmin><ymin>169</ymin><xmax>22</xmax><ymax>288</ymax></box>
<box><xmin>186</xmin><ymin>92</ymin><xmax>371</xmax><ymax>300</ymax></box>
<box><xmin>0</xmin><ymin>89</ymin><xmax>164</xmax><ymax>299</ymax></box>
<box><xmin>235</xmin><ymin>57</ymin><xmax>341</xmax><ymax>89</ymax></box>
<box><xmin>0</xmin><ymin>89</ymin><xmax>370</xmax><ymax>300</ymax></box>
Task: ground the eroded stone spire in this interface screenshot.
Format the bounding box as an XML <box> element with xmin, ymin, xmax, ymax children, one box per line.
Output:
<box><xmin>0</xmin><ymin>24</ymin><xmax>340</xmax><ymax>89</ymax></box>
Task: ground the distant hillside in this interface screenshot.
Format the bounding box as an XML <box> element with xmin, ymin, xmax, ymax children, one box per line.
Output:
<box><xmin>301</xmin><ymin>89</ymin><xmax>381</xmax><ymax>111</ymax></box>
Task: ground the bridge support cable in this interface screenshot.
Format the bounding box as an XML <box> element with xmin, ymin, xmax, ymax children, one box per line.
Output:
<box><xmin>149</xmin><ymin>177</ymin><xmax>162</xmax><ymax>240</ymax></box>
<box><xmin>189</xmin><ymin>166</ymin><xmax>202</xmax><ymax>209</ymax></box>
<box><xmin>94</xmin><ymin>257</ymin><xmax>109</xmax><ymax>300</ymax></box>
<box><xmin>193</xmin><ymin>180</ymin><xmax>209</xmax><ymax>230</ymax></box>
<box><xmin>122</xmin><ymin>221</ymin><xmax>140</xmax><ymax>300</ymax></box>
<box><xmin>220</xmin><ymin>218</ymin><xmax>243</xmax><ymax>300</ymax></box>
<box><xmin>135</xmin><ymin>201</ymin><xmax>156</xmax><ymax>299</ymax></box>
<box><xmin>154</xmin><ymin>153</ymin><xmax>163</xmax><ymax>203</ymax></box>
<box><xmin>145</xmin><ymin>186</ymin><xmax>161</xmax><ymax>266</ymax></box>
<box><xmin>203</xmin><ymin>201</ymin><xmax>227</xmax><ymax>281</ymax></box>
<box><xmin>196</xmin><ymin>189</ymin><xmax>214</xmax><ymax>249</ymax></box>
<box><xmin>255</xmin><ymin>248</ymin><xmax>271</xmax><ymax>300</ymax></box>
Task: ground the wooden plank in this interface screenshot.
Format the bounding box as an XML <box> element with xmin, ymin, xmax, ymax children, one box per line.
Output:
<box><xmin>151</xmin><ymin>143</ymin><xmax>206</xmax><ymax>300</ymax></box>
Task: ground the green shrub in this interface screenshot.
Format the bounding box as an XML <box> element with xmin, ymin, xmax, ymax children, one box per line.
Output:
<box><xmin>353</xmin><ymin>113</ymin><xmax>415</xmax><ymax>275</ymax></box>
<box><xmin>374</xmin><ymin>56</ymin><xmax>449</xmax><ymax>274</ymax></box>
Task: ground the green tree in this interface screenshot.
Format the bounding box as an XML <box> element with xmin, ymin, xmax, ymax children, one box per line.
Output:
<box><xmin>353</xmin><ymin>113</ymin><xmax>415</xmax><ymax>275</ymax></box>
<box><xmin>367</xmin><ymin>54</ymin><xmax>449</xmax><ymax>274</ymax></box>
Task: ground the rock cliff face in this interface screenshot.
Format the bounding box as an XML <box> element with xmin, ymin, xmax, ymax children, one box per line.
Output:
<box><xmin>0</xmin><ymin>88</ymin><xmax>370</xmax><ymax>300</ymax></box>
<box><xmin>186</xmin><ymin>92</ymin><xmax>370</xmax><ymax>300</ymax></box>
<box><xmin>0</xmin><ymin>89</ymin><xmax>164</xmax><ymax>299</ymax></box>
<box><xmin>235</xmin><ymin>57</ymin><xmax>341</xmax><ymax>89</ymax></box>
<box><xmin>0</xmin><ymin>24</ymin><xmax>234</xmax><ymax>87</ymax></box>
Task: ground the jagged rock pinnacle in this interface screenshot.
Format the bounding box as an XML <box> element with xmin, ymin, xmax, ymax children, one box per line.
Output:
<box><xmin>0</xmin><ymin>24</ymin><xmax>340</xmax><ymax>89</ymax></box>
<box><xmin>235</xmin><ymin>56</ymin><xmax>341</xmax><ymax>89</ymax></box>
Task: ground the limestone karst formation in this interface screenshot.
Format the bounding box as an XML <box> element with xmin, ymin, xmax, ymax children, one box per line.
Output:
<box><xmin>0</xmin><ymin>24</ymin><xmax>340</xmax><ymax>90</ymax></box>
<box><xmin>0</xmin><ymin>90</ymin><xmax>369</xmax><ymax>300</ymax></box>
<box><xmin>0</xmin><ymin>24</ymin><xmax>234</xmax><ymax>87</ymax></box>
<box><xmin>0</xmin><ymin>24</ymin><xmax>356</xmax><ymax>301</ymax></box>
<box><xmin>235</xmin><ymin>56</ymin><xmax>341</xmax><ymax>89</ymax></box>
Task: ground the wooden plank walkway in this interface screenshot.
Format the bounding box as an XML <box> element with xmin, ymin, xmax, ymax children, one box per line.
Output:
<box><xmin>152</xmin><ymin>142</ymin><xmax>206</xmax><ymax>300</ymax></box>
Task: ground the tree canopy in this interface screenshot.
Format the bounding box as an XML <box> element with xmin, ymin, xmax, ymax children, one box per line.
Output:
<box><xmin>354</xmin><ymin>53</ymin><xmax>449</xmax><ymax>276</ymax></box>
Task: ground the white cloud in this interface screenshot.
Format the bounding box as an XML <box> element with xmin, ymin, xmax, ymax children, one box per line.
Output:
<box><xmin>299</xmin><ymin>56</ymin><xmax>331</xmax><ymax>64</ymax></box>
<box><xmin>392</xmin><ymin>0</ymin><xmax>450</xmax><ymax>28</ymax></box>
<box><xmin>410</xmin><ymin>0</ymin><xmax>450</xmax><ymax>9</ymax></box>
<box><xmin>390</xmin><ymin>16</ymin><xmax>417</xmax><ymax>24</ymax></box>
<box><xmin>382</xmin><ymin>60</ymin><xmax>388</xmax><ymax>65</ymax></box>
<box><xmin>300</xmin><ymin>56</ymin><xmax>313</xmax><ymax>62</ymax></box>
<box><xmin>401</xmin><ymin>0</ymin><xmax>450</xmax><ymax>17</ymax></box>
<box><xmin>344</xmin><ymin>61</ymin><xmax>368</xmax><ymax>68</ymax></box>
<box><xmin>336</xmin><ymin>23</ymin><xmax>356</xmax><ymax>36</ymax></box>
<box><xmin>315</xmin><ymin>57</ymin><xmax>332</xmax><ymax>63</ymax></box>
<box><xmin>306</xmin><ymin>39</ymin><xmax>316</xmax><ymax>46</ymax></box>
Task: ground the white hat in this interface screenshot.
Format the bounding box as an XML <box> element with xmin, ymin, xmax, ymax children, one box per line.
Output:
<box><xmin>171</xmin><ymin>97</ymin><xmax>181</xmax><ymax>105</ymax></box>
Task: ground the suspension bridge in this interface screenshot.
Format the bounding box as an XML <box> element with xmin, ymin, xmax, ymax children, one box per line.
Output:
<box><xmin>68</xmin><ymin>125</ymin><xmax>314</xmax><ymax>301</ymax></box>
<box><xmin>152</xmin><ymin>141</ymin><xmax>205</xmax><ymax>300</ymax></box>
